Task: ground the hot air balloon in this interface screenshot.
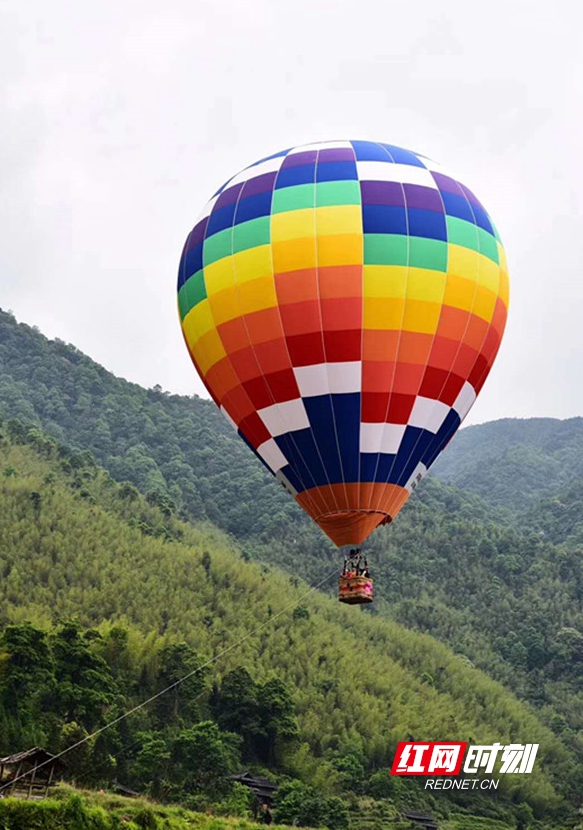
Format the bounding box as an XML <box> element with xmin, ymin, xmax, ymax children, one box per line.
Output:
<box><xmin>177</xmin><ymin>141</ymin><xmax>509</xmax><ymax>604</ymax></box>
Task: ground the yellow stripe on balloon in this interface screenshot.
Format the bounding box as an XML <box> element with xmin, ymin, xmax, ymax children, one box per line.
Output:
<box><xmin>363</xmin><ymin>265</ymin><xmax>408</xmax><ymax>298</ymax></box>
<box><xmin>272</xmin><ymin>237</ymin><xmax>317</xmax><ymax>271</ymax></box>
<box><xmin>182</xmin><ymin>299</ymin><xmax>215</xmax><ymax>342</ymax></box>
<box><xmin>315</xmin><ymin>205</ymin><xmax>362</xmax><ymax>236</ymax></box>
<box><xmin>472</xmin><ymin>285</ymin><xmax>498</xmax><ymax>323</ymax></box>
<box><xmin>447</xmin><ymin>244</ymin><xmax>480</xmax><ymax>282</ymax></box>
<box><xmin>237</xmin><ymin>274</ymin><xmax>278</xmax><ymax>316</ymax></box>
<box><xmin>443</xmin><ymin>273</ymin><xmax>477</xmax><ymax>313</ymax></box>
<box><xmin>405</xmin><ymin>268</ymin><xmax>447</xmax><ymax>303</ymax></box>
<box><xmin>317</xmin><ymin>234</ymin><xmax>362</xmax><ymax>266</ymax></box>
<box><xmin>271</xmin><ymin>208</ymin><xmax>314</xmax><ymax>242</ymax></box>
<box><xmin>402</xmin><ymin>299</ymin><xmax>441</xmax><ymax>334</ymax></box>
<box><xmin>208</xmin><ymin>286</ymin><xmax>241</xmax><ymax>326</ymax></box>
<box><xmin>363</xmin><ymin>296</ymin><xmax>405</xmax><ymax>329</ymax></box>
<box><xmin>204</xmin><ymin>257</ymin><xmax>236</xmax><ymax>296</ymax></box>
<box><xmin>476</xmin><ymin>256</ymin><xmax>500</xmax><ymax>294</ymax></box>
<box><xmin>498</xmin><ymin>266</ymin><xmax>510</xmax><ymax>308</ymax></box>
<box><xmin>192</xmin><ymin>328</ymin><xmax>226</xmax><ymax>375</ymax></box>
<box><xmin>233</xmin><ymin>245</ymin><xmax>273</xmax><ymax>284</ymax></box>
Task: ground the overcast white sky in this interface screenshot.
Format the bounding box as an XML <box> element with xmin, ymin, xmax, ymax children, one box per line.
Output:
<box><xmin>0</xmin><ymin>0</ymin><xmax>581</xmax><ymax>424</ymax></box>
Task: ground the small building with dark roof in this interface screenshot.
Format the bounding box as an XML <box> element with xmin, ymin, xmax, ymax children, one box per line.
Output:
<box><xmin>230</xmin><ymin>771</ymin><xmax>278</xmax><ymax>820</ymax></box>
<box><xmin>0</xmin><ymin>747</ymin><xmax>63</xmax><ymax>799</ymax></box>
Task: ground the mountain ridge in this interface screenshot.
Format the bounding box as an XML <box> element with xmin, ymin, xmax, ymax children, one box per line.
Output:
<box><xmin>0</xmin><ymin>426</ymin><xmax>569</xmax><ymax>826</ymax></box>
<box><xmin>3</xmin><ymin>308</ymin><xmax>583</xmax><ymax>820</ymax></box>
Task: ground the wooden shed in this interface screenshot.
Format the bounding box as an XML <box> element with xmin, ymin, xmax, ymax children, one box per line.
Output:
<box><xmin>0</xmin><ymin>747</ymin><xmax>63</xmax><ymax>799</ymax></box>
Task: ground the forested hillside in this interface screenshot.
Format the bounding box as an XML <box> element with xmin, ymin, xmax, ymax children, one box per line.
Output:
<box><xmin>0</xmin><ymin>307</ymin><xmax>299</xmax><ymax>540</ymax></box>
<box><xmin>433</xmin><ymin>417</ymin><xmax>583</xmax><ymax>511</ymax></box>
<box><xmin>0</xmin><ymin>426</ymin><xmax>576</xmax><ymax>828</ymax></box>
<box><xmin>4</xmin><ymin>309</ymin><xmax>583</xmax><ymax>759</ymax></box>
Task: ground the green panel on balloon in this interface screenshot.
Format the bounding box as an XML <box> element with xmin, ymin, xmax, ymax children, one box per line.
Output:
<box><xmin>272</xmin><ymin>185</ymin><xmax>315</xmax><ymax>214</ymax></box>
<box><xmin>316</xmin><ymin>181</ymin><xmax>362</xmax><ymax>207</ymax></box>
<box><xmin>409</xmin><ymin>238</ymin><xmax>448</xmax><ymax>271</ymax></box>
<box><xmin>203</xmin><ymin>229</ymin><xmax>232</xmax><ymax>267</ymax></box>
<box><xmin>233</xmin><ymin>217</ymin><xmax>271</xmax><ymax>254</ymax></box>
<box><xmin>364</xmin><ymin>234</ymin><xmax>408</xmax><ymax>266</ymax></box>
<box><xmin>181</xmin><ymin>270</ymin><xmax>207</xmax><ymax>318</ymax></box>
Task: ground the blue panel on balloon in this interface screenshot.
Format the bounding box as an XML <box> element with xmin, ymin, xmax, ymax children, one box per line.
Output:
<box><xmin>275</xmin><ymin>429</ymin><xmax>330</xmax><ymax>488</ymax></box>
<box><xmin>471</xmin><ymin>204</ymin><xmax>494</xmax><ymax>235</ymax></box>
<box><xmin>331</xmin><ymin>393</ymin><xmax>361</xmax><ymax>482</ymax></box>
<box><xmin>407</xmin><ymin>208</ymin><xmax>447</xmax><ymax>241</ymax></box>
<box><xmin>422</xmin><ymin>410</ymin><xmax>461</xmax><ymax>469</ymax></box>
<box><xmin>363</xmin><ymin>204</ymin><xmax>407</xmax><ymax>235</ymax></box>
<box><xmin>275</xmin><ymin>164</ymin><xmax>316</xmax><ymax>188</ymax></box>
<box><xmin>395</xmin><ymin>429</ymin><xmax>435</xmax><ymax>486</ymax></box>
<box><xmin>381</xmin><ymin>144</ymin><xmax>426</xmax><ymax>167</ymax></box>
<box><xmin>441</xmin><ymin>190</ymin><xmax>475</xmax><ymax>222</ymax></box>
<box><xmin>207</xmin><ymin>202</ymin><xmax>237</xmax><ymax>235</ymax></box>
<box><xmin>279</xmin><ymin>464</ymin><xmax>304</xmax><ymax>494</ymax></box>
<box><xmin>386</xmin><ymin>426</ymin><xmax>426</xmax><ymax>483</ymax></box>
<box><xmin>303</xmin><ymin>395</ymin><xmax>343</xmax><ymax>484</ymax></box>
<box><xmin>361</xmin><ymin>453</ymin><xmax>398</xmax><ymax>483</ymax></box>
<box><xmin>316</xmin><ymin>161</ymin><xmax>358</xmax><ymax>182</ymax></box>
<box><xmin>182</xmin><ymin>242</ymin><xmax>203</xmax><ymax>285</ymax></box>
<box><xmin>235</xmin><ymin>190</ymin><xmax>273</xmax><ymax>224</ymax></box>
<box><xmin>351</xmin><ymin>141</ymin><xmax>391</xmax><ymax>161</ymax></box>
<box><xmin>374</xmin><ymin>453</ymin><xmax>399</xmax><ymax>484</ymax></box>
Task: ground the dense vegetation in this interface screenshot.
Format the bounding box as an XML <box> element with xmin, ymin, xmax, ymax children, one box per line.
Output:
<box><xmin>2</xmin><ymin>786</ymin><xmax>553</xmax><ymax>830</ymax></box>
<box><xmin>3</xmin><ymin>309</ymin><xmax>583</xmax><ymax>758</ymax></box>
<box><xmin>0</xmin><ymin>307</ymin><xmax>296</xmax><ymax>539</ymax></box>
<box><xmin>433</xmin><ymin>417</ymin><xmax>583</xmax><ymax>513</ymax></box>
<box><xmin>0</xmin><ymin>787</ymin><xmax>294</xmax><ymax>830</ymax></box>
<box><xmin>0</xmin><ymin>427</ymin><xmax>576</xmax><ymax>827</ymax></box>
<box><xmin>5</xmin><ymin>309</ymin><xmax>583</xmax><ymax>825</ymax></box>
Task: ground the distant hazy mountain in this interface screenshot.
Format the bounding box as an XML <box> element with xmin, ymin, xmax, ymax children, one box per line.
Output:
<box><xmin>434</xmin><ymin>417</ymin><xmax>583</xmax><ymax>511</ymax></box>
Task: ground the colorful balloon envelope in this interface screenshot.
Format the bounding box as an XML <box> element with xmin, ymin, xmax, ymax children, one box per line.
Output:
<box><xmin>178</xmin><ymin>141</ymin><xmax>509</xmax><ymax>548</ymax></box>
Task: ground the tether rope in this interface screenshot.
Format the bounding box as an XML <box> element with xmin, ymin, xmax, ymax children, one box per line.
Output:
<box><xmin>0</xmin><ymin>566</ymin><xmax>339</xmax><ymax>794</ymax></box>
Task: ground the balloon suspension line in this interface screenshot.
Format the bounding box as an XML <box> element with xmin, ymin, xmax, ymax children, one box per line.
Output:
<box><xmin>0</xmin><ymin>567</ymin><xmax>339</xmax><ymax>794</ymax></box>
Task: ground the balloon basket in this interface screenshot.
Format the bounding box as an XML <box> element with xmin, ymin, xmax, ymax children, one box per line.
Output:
<box><xmin>338</xmin><ymin>575</ymin><xmax>374</xmax><ymax>605</ymax></box>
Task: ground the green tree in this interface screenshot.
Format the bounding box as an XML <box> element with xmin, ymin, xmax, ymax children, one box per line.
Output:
<box><xmin>154</xmin><ymin>643</ymin><xmax>207</xmax><ymax>727</ymax></box>
<box><xmin>49</xmin><ymin>622</ymin><xmax>116</xmax><ymax>730</ymax></box>
<box><xmin>171</xmin><ymin>721</ymin><xmax>239</xmax><ymax>795</ymax></box>
<box><xmin>256</xmin><ymin>678</ymin><xmax>299</xmax><ymax>767</ymax></box>
<box><xmin>273</xmin><ymin>781</ymin><xmax>349</xmax><ymax>829</ymax></box>
<box><xmin>212</xmin><ymin>668</ymin><xmax>262</xmax><ymax>760</ymax></box>
<box><xmin>0</xmin><ymin>623</ymin><xmax>54</xmax><ymax>717</ymax></box>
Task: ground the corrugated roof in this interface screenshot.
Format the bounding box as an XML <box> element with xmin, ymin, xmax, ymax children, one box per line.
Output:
<box><xmin>0</xmin><ymin>748</ymin><xmax>60</xmax><ymax>766</ymax></box>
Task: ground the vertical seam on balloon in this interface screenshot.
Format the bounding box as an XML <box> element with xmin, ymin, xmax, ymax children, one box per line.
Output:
<box><xmin>181</xmin><ymin>220</ymin><xmax>237</xmax><ymax>409</ymax></box>
<box><xmin>353</xmin><ymin>141</ymin><xmax>366</xmax><ymax>527</ymax></box>
<box><xmin>471</xmin><ymin>309</ymin><xmax>506</xmax><ymax>399</ymax></box>
<box><xmin>380</xmin><ymin>157</ymin><xmax>453</xmax><ymax>517</ymax></box>
<box><xmin>227</xmin><ymin>160</ymin><xmax>327</xmax><ymax>517</ymax></box>
<box><xmin>418</xmin><ymin>181</ymin><xmax>496</xmax><ymax>475</ymax></box>
<box><xmin>264</xmin><ymin>148</ymin><xmax>339</xmax><ymax>517</ymax></box>
<box><xmin>312</xmin><ymin>148</ymin><xmax>346</xmax><ymax>517</ymax></box>
<box><xmin>202</xmin><ymin>157</ymin><xmax>322</xmax><ymax>519</ymax></box>
<box><xmin>472</xmin><ymin>235</ymin><xmax>509</xmax><ymax>397</ymax></box>
<box><xmin>373</xmin><ymin>151</ymin><xmax>420</xmax><ymax>513</ymax></box>
<box><xmin>418</xmin><ymin>180</ymin><xmax>483</xmax><ymax>467</ymax></box>
<box><xmin>363</xmin><ymin>142</ymin><xmax>407</xmax><ymax>517</ymax></box>
<box><xmin>470</xmin><ymin>319</ymin><xmax>505</xmax><ymax>401</ymax></box>
<box><xmin>191</xmin><ymin>198</ymin><xmax>275</xmax><ymax>462</ymax></box>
